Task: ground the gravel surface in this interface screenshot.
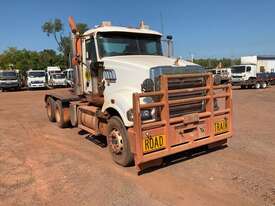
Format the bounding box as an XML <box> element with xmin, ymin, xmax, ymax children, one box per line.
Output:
<box><xmin>0</xmin><ymin>87</ymin><xmax>274</xmax><ymax>206</ymax></box>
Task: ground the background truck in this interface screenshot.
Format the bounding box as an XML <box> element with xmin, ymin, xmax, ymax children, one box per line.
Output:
<box><xmin>44</xmin><ymin>16</ymin><xmax>232</xmax><ymax>173</ymax></box>
<box><xmin>64</xmin><ymin>68</ymin><xmax>74</xmax><ymax>87</ymax></box>
<box><xmin>231</xmin><ymin>64</ymin><xmax>273</xmax><ymax>89</ymax></box>
<box><xmin>47</xmin><ymin>72</ymin><xmax>67</xmax><ymax>88</ymax></box>
<box><xmin>26</xmin><ymin>70</ymin><xmax>46</xmax><ymax>89</ymax></box>
<box><xmin>0</xmin><ymin>70</ymin><xmax>21</xmax><ymax>91</ymax></box>
<box><xmin>210</xmin><ymin>68</ymin><xmax>231</xmax><ymax>84</ymax></box>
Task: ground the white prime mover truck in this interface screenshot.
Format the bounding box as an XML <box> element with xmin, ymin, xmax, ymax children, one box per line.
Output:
<box><xmin>44</xmin><ymin>17</ymin><xmax>233</xmax><ymax>173</ymax></box>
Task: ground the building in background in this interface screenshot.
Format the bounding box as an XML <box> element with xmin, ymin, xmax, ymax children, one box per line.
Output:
<box><xmin>241</xmin><ymin>55</ymin><xmax>275</xmax><ymax>73</ymax></box>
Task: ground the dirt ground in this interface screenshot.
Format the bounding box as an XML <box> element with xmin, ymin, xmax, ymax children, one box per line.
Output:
<box><xmin>0</xmin><ymin>87</ymin><xmax>275</xmax><ymax>206</ymax></box>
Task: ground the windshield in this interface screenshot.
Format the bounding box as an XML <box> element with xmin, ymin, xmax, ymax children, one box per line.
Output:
<box><xmin>97</xmin><ymin>32</ymin><xmax>162</xmax><ymax>57</ymax></box>
<box><xmin>0</xmin><ymin>71</ymin><xmax>17</xmax><ymax>79</ymax></box>
<box><xmin>231</xmin><ymin>66</ymin><xmax>246</xmax><ymax>73</ymax></box>
<box><xmin>28</xmin><ymin>71</ymin><xmax>45</xmax><ymax>78</ymax></box>
<box><xmin>52</xmin><ymin>73</ymin><xmax>65</xmax><ymax>79</ymax></box>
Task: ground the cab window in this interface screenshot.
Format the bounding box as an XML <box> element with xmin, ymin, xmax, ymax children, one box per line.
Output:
<box><xmin>86</xmin><ymin>38</ymin><xmax>97</xmax><ymax>62</ymax></box>
<box><xmin>246</xmin><ymin>66</ymin><xmax>251</xmax><ymax>72</ymax></box>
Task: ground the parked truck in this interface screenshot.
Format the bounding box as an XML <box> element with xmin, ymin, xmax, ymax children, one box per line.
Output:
<box><xmin>26</xmin><ymin>70</ymin><xmax>46</xmax><ymax>89</ymax></box>
<box><xmin>44</xmin><ymin>17</ymin><xmax>233</xmax><ymax>173</ymax></box>
<box><xmin>64</xmin><ymin>68</ymin><xmax>74</xmax><ymax>87</ymax></box>
<box><xmin>47</xmin><ymin>72</ymin><xmax>67</xmax><ymax>88</ymax></box>
<box><xmin>231</xmin><ymin>64</ymin><xmax>273</xmax><ymax>89</ymax></box>
<box><xmin>210</xmin><ymin>68</ymin><xmax>231</xmax><ymax>84</ymax></box>
<box><xmin>0</xmin><ymin>70</ymin><xmax>21</xmax><ymax>91</ymax></box>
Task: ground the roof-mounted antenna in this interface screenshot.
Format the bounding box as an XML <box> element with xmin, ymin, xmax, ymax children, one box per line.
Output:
<box><xmin>160</xmin><ymin>12</ymin><xmax>164</xmax><ymax>34</ymax></box>
<box><xmin>139</xmin><ymin>20</ymin><xmax>149</xmax><ymax>29</ymax></box>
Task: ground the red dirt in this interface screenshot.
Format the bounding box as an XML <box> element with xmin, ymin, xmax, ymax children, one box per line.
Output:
<box><xmin>0</xmin><ymin>88</ymin><xmax>274</xmax><ymax>206</ymax></box>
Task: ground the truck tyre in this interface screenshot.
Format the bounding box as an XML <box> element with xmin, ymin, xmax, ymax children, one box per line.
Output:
<box><xmin>46</xmin><ymin>97</ymin><xmax>56</xmax><ymax>122</ymax></box>
<box><xmin>54</xmin><ymin>100</ymin><xmax>70</xmax><ymax>128</ymax></box>
<box><xmin>107</xmin><ymin>116</ymin><xmax>134</xmax><ymax>166</ymax></box>
<box><xmin>261</xmin><ymin>82</ymin><xmax>267</xmax><ymax>89</ymax></box>
<box><xmin>240</xmin><ymin>85</ymin><xmax>246</xmax><ymax>89</ymax></box>
<box><xmin>255</xmin><ymin>82</ymin><xmax>261</xmax><ymax>89</ymax></box>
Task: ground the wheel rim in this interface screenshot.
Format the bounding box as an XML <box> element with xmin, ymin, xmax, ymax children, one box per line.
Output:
<box><xmin>263</xmin><ymin>83</ymin><xmax>267</xmax><ymax>88</ymax></box>
<box><xmin>55</xmin><ymin>107</ymin><xmax>61</xmax><ymax>123</ymax></box>
<box><xmin>256</xmin><ymin>83</ymin><xmax>260</xmax><ymax>89</ymax></box>
<box><xmin>109</xmin><ymin>129</ymin><xmax>124</xmax><ymax>154</ymax></box>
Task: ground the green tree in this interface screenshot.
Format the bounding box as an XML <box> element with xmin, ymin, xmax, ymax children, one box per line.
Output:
<box><xmin>0</xmin><ymin>48</ymin><xmax>65</xmax><ymax>73</ymax></box>
<box><xmin>42</xmin><ymin>18</ymin><xmax>89</xmax><ymax>67</ymax></box>
<box><xmin>42</xmin><ymin>18</ymin><xmax>64</xmax><ymax>50</ymax></box>
<box><xmin>193</xmin><ymin>58</ymin><xmax>240</xmax><ymax>69</ymax></box>
<box><xmin>76</xmin><ymin>23</ymin><xmax>89</xmax><ymax>35</ymax></box>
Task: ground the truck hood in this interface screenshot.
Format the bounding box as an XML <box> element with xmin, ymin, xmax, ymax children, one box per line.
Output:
<box><xmin>102</xmin><ymin>55</ymin><xmax>198</xmax><ymax>70</ymax></box>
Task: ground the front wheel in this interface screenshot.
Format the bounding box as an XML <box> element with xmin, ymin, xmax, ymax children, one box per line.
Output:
<box><xmin>107</xmin><ymin>116</ymin><xmax>134</xmax><ymax>166</ymax></box>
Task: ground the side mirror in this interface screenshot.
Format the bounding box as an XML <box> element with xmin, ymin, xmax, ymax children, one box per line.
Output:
<box><xmin>166</xmin><ymin>35</ymin><xmax>173</xmax><ymax>40</ymax></box>
<box><xmin>90</xmin><ymin>61</ymin><xmax>104</xmax><ymax>71</ymax></box>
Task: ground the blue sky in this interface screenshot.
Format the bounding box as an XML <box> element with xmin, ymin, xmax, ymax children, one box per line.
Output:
<box><xmin>0</xmin><ymin>0</ymin><xmax>275</xmax><ymax>58</ymax></box>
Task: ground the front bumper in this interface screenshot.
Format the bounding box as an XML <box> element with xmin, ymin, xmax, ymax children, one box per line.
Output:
<box><xmin>128</xmin><ymin>73</ymin><xmax>233</xmax><ymax>173</ymax></box>
<box><xmin>29</xmin><ymin>83</ymin><xmax>46</xmax><ymax>88</ymax></box>
<box><xmin>0</xmin><ymin>83</ymin><xmax>19</xmax><ymax>89</ymax></box>
<box><xmin>52</xmin><ymin>82</ymin><xmax>66</xmax><ymax>87</ymax></box>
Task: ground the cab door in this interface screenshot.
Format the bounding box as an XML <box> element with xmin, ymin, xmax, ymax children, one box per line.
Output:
<box><xmin>83</xmin><ymin>37</ymin><xmax>97</xmax><ymax>93</ymax></box>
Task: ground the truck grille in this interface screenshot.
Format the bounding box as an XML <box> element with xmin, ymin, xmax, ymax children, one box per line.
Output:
<box><xmin>167</xmin><ymin>77</ymin><xmax>206</xmax><ymax>117</ymax></box>
<box><xmin>150</xmin><ymin>66</ymin><xmax>206</xmax><ymax>118</ymax></box>
<box><xmin>31</xmin><ymin>81</ymin><xmax>44</xmax><ymax>84</ymax></box>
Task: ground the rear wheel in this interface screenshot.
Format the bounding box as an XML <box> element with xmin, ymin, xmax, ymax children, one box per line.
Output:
<box><xmin>107</xmin><ymin>116</ymin><xmax>133</xmax><ymax>166</ymax></box>
<box><xmin>255</xmin><ymin>82</ymin><xmax>261</xmax><ymax>89</ymax></box>
<box><xmin>54</xmin><ymin>100</ymin><xmax>70</xmax><ymax>128</ymax></box>
<box><xmin>261</xmin><ymin>82</ymin><xmax>267</xmax><ymax>89</ymax></box>
<box><xmin>46</xmin><ymin>97</ymin><xmax>56</xmax><ymax>122</ymax></box>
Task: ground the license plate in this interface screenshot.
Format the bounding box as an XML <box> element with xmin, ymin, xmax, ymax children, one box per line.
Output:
<box><xmin>143</xmin><ymin>135</ymin><xmax>166</xmax><ymax>153</ymax></box>
<box><xmin>214</xmin><ymin>119</ymin><xmax>228</xmax><ymax>135</ymax></box>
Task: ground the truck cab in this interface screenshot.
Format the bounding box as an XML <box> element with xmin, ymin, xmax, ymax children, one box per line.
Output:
<box><xmin>26</xmin><ymin>70</ymin><xmax>46</xmax><ymax>89</ymax></box>
<box><xmin>45</xmin><ymin>17</ymin><xmax>233</xmax><ymax>173</ymax></box>
<box><xmin>46</xmin><ymin>67</ymin><xmax>66</xmax><ymax>87</ymax></box>
<box><xmin>211</xmin><ymin>68</ymin><xmax>232</xmax><ymax>84</ymax></box>
<box><xmin>48</xmin><ymin>72</ymin><xmax>67</xmax><ymax>87</ymax></box>
<box><xmin>231</xmin><ymin>64</ymin><xmax>256</xmax><ymax>83</ymax></box>
<box><xmin>231</xmin><ymin>64</ymin><xmax>269</xmax><ymax>89</ymax></box>
<box><xmin>0</xmin><ymin>70</ymin><xmax>21</xmax><ymax>91</ymax></box>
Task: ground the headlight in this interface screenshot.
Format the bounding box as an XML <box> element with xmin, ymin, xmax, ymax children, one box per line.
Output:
<box><xmin>127</xmin><ymin>109</ymin><xmax>153</xmax><ymax>121</ymax></box>
<box><xmin>127</xmin><ymin>109</ymin><xmax>134</xmax><ymax>121</ymax></box>
<box><xmin>141</xmin><ymin>109</ymin><xmax>152</xmax><ymax>121</ymax></box>
<box><xmin>141</xmin><ymin>78</ymin><xmax>154</xmax><ymax>92</ymax></box>
<box><xmin>214</xmin><ymin>99</ymin><xmax>219</xmax><ymax>111</ymax></box>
